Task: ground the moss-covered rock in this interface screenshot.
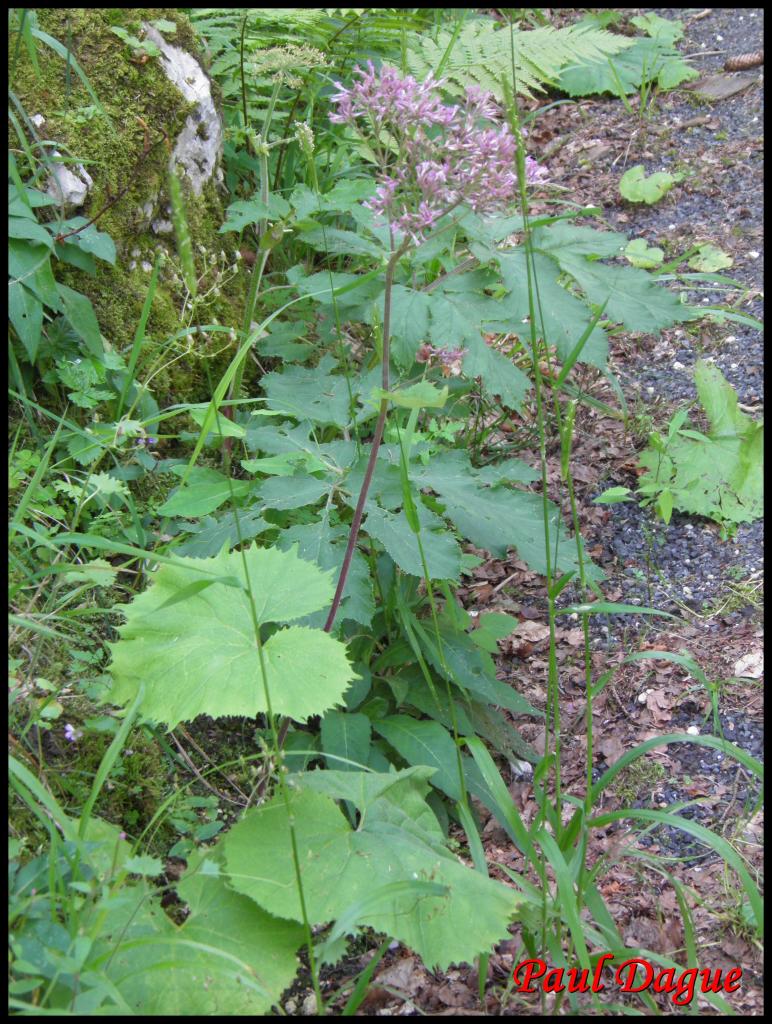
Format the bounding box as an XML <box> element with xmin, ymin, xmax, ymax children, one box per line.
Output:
<box><xmin>11</xmin><ymin>8</ymin><xmax>248</xmax><ymax>404</ymax></box>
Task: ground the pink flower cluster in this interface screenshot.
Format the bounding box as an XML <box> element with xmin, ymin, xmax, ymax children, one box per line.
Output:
<box><xmin>330</xmin><ymin>63</ymin><xmax>547</xmax><ymax>243</ymax></box>
<box><xmin>416</xmin><ymin>343</ymin><xmax>467</xmax><ymax>377</ymax></box>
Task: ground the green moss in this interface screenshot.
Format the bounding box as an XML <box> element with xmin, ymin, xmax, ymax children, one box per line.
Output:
<box><xmin>612</xmin><ymin>757</ymin><xmax>665</xmax><ymax>805</ymax></box>
<box><xmin>11</xmin><ymin>8</ymin><xmax>248</xmax><ymax>405</ymax></box>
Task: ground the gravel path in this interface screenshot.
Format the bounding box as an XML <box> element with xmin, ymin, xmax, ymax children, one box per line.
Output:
<box><xmin>612</xmin><ymin>8</ymin><xmax>764</xmax><ymax>405</ymax></box>
<box><xmin>560</xmin><ymin>9</ymin><xmax>764</xmax><ymax>644</ymax></box>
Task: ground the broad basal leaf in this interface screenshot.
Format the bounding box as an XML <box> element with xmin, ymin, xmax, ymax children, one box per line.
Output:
<box><xmin>552</xmin><ymin>250</ymin><xmax>691</xmax><ymax>334</ymax></box>
<box><xmin>421</xmin><ymin>623</ymin><xmax>542</xmax><ymax>719</ymax></box>
<box><xmin>299</xmin><ymin>765</ymin><xmax>448</xmax><ymax>853</ymax></box>
<box><xmin>105</xmin><ymin>862</ymin><xmax>303</xmax><ymax>1015</ymax></box>
<box><xmin>461</xmin><ymin>333</ymin><xmax>531</xmax><ymax>409</ymax></box>
<box><xmin>223</xmin><ymin>781</ymin><xmax>518</xmax><ymax>970</ymax></box>
<box><xmin>108</xmin><ymin>545</ymin><xmax>356</xmax><ymax>726</ymax></box>
<box><xmin>9</xmin><ymin>281</ymin><xmax>43</xmax><ymax>362</ymax></box>
<box><xmin>298</xmin><ymin>226</ymin><xmax>384</xmax><ymax>258</ymax></box>
<box><xmin>491</xmin><ymin>247</ymin><xmax>610</xmax><ymax>367</ymax></box>
<box><xmin>388</xmin><ymin>284</ymin><xmax>432</xmax><ymax>368</ymax></box>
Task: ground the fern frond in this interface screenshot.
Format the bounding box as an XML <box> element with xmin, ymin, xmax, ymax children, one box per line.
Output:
<box><xmin>406</xmin><ymin>18</ymin><xmax>635</xmax><ymax>100</ymax></box>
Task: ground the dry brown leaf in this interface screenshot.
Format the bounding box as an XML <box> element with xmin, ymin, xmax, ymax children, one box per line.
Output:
<box><xmin>734</xmin><ymin>650</ymin><xmax>763</xmax><ymax>678</ymax></box>
<box><xmin>514</xmin><ymin>620</ymin><xmax>551</xmax><ymax>643</ymax></box>
<box><xmin>644</xmin><ymin>688</ymin><xmax>673</xmax><ymax>726</ymax></box>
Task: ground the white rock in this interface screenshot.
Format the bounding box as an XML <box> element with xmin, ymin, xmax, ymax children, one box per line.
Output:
<box><xmin>687</xmin><ymin>725</ymin><xmax>700</xmax><ymax>736</ymax></box>
<box><xmin>46</xmin><ymin>151</ymin><xmax>93</xmax><ymax>208</ymax></box>
<box><xmin>31</xmin><ymin>113</ymin><xmax>46</xmax><ymax>127</ymax></box>
<box><xmin>142</xmin><ymin>22</ymin><xmax>223</xmax><ymax>195</ymax></box>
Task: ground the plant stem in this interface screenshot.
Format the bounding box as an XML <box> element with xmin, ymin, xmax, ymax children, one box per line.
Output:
<box><xmin>323</xmin><ymin>245</ymin><xmax>405</xmax><ymax>633</ymax></box>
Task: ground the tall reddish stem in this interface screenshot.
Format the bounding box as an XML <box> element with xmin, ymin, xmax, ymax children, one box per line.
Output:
<box><xmin>323</xmin><ymin>247</ymin><xmax>403</xmax><ymax>633</ymax></box>
<box><xmin>272</xmin><ymin>249</ymin><xmax>403</xmax><ymax>756</ymax></box>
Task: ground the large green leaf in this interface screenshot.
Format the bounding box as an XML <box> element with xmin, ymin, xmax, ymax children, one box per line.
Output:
<box><xmin>556</xmin><ymin>251</ymin><xmax>691</xmax><ymax>333</ymax></box>
<box><xmin>54</xmin><ymin>217</ymin><xmax>116</xmax><ymax>264</ymax></box>
<box><xmin>223</xmin><ymin>780</ymin><xmax>518</xmax><ymax>970</ymax></box>
<box><xmin>262</xmin><ymin>354</ymin><xmax>353</xmax><ymax>426</ymax></box>
<box><xmin>298</xmin><ymin>226</ymin><xmax>384</xmax><ymax>258</ymax></box>
<box><xmin>258</xmin><ymin>473</ymin><xmax>331</xmax><ymax>511</ymax></box>
<box><xmin>421</xmin><ymin>623</ymin><xmax>542</xmax><ymax>719</ymax></box>
<box><xmin>246</xmin><ymin>420</ymin><xmax>357</xmax><ymax>474</ymax></box>
<box><xmin>461</xmin><ymin>332</ymin><xmax>531</xmax><ymax>409</ymax></box>
<box><xmin>108</xmin><ymin>545</ymin><xmax>357</xmax><ymax>726</ymax></box>
<box><xmin>9</xmin><ymin>281</ymin><xmax>43</xmax><ymax>362</ymax></box>
<box><xmin>277</xmin><ymin>521</ymin><xmax>375</xmax><ymax>627</ymax></box>
<box><xmin>174</xmin><ymin>509</ymin><xmax>271</xmax><ymax>559</ymax></box>
<box><xmin>373</xmin><ymin>715</ymin><xmax>503</xmax><ymax>812</ymax></box>
<box><xmin>482</xmin><ymin>221</ymin><xmax>694</xmax><ymax>362</ymax></box>
<box><xmin>321</xmin><ymin>709</ymin><xmax>371</xmax><ymax>771</ymax></box>
<box><xmin>388</xmin><ymin>284</ymin><xmax>433</xmax><ymax>368</ymax></box>
<box><xmin>558</xmin><ymin>35</ymin><xmax>697</xmax><ymax>96</ymax></box>
<box><xmin>299</xmin><ymin>765</ymin><xmax>448</xmax><ymax>853</ymax></box>
<box><xmin>57</xmin><ymin>283</ymin><xmax>104</xmax><ymax>357</ymax></box>
<box><xmin>105</xmin><ymin>863</ymin><xmax>303</xmax><ymax>1014</ymax></box>
<box><xmin>374</xmin><ymin>716</ymin><xmax>464</xmax><ymax>801</ymax></box>
<box><xmin>364</xmin><ymin>503</ymin><xmax>463</xmax><ymax>581</ymax></box>
<box><xmin>413</xmin><ymin>451</ymin><xmax>599</xmax><ymax>578</ymax></box>
<box><xmin>8</xmin><ymin>239</ymin><xmax>60</xmax><ymax>309</ymax></box>
<box><xmin>396</xmin><ymin>670</ymin><xmax>540</xmax><ymax>764</ymax></box>
<box><xmin>159</xmin><ymin>466</ymin><xmax>251</xmax><ymax>518</ymax></box>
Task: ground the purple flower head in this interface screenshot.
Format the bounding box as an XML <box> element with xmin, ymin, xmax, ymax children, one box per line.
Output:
<box><xmin>416</xmin><ymin>343</ymin><xmax>467</xmax><ymax>377</ymax></box>
<box><xmin>330</xmin><ymin>61</ymin><xmax>456</xmax><ymax>131</ymax></box>
<box><xmin>330</xmin><ymin>64</ymin><xmax>547</xmax><ymax>244</ymax></box>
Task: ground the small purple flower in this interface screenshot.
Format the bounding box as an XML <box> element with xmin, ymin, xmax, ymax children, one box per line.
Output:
<box><xmin>64</xmin><ymin>723</ymin><xmax>83</xmax><ymax>743</ymax></box>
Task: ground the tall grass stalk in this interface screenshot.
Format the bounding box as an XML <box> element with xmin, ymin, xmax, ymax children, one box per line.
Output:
<box><xmin>226</xmin><ymin>80</ymin><xmax>281</xmax><ymax>414</ymax></box>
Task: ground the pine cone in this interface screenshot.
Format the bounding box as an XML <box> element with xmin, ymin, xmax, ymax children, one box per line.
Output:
<box><xmin>724</xmin><ymin>51</ymin><xmax>764</xmax><ymax>72</ymax></box>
